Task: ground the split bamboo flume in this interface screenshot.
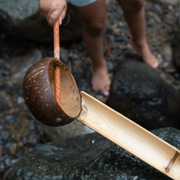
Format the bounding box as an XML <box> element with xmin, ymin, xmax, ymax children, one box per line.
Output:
<box><xmin>77</xmin><ymin>91</ymin><xmax>180</xmax><ymax>180</ymax></box>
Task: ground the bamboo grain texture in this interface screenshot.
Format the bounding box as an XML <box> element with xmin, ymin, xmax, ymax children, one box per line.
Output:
<box><xmin>77</xmin><ymin>91</ymin><xmax>180</xmax><ymax>180</ymax></box>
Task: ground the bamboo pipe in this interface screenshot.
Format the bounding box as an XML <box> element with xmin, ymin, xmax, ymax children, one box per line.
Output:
<box><xmin>77</xmin><ymin>91</ymin><xmax>180</xmax><ymax>180</ymax></box>
<box><xmin>54</xmin><ymin>19</ymin><xmax>61</xmax><ymax>106</ymax></box>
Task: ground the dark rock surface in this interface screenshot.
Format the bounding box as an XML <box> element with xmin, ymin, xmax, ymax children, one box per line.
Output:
<box><xmin>0</xmin><ymin>1</ymin><xmax>82</xmax><ymax>42</ymax></box>
<box><xmin>3</xmin><ymin>127</ymin><xmax>180</xmax><ymax>180</ymax></box>
<box><xmin>151</xmin><ymin>0</ymin><xmax>180</xmax><ymax>6</ymax></box>
<box><xmin>172</xmin><ymin>26</ymin><xmax>180</xmax><ymax>72</ymax></box>
<box><xmin>108</xmin><ymin>60</ymin><xmax>180</xmax><ymax>130</ymax></box>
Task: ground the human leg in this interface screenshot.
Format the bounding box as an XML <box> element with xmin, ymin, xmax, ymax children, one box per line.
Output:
<box><xmin>76</xmin><ymin>0</ymin><xmax>110</xmax><ymax>96</ymax></box>
<box><xmin>117</xmin><ymin>0</ymin><xmax>158</xmax><ymax>68</ymax></box>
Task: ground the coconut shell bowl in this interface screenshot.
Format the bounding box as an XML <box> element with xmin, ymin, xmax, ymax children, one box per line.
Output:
<box><xmin>23</xmin><ymin>57</ymin><xmax>82</xmax><ymax>126</ymax></box>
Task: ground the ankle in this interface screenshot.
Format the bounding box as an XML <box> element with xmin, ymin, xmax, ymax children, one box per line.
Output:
<box><xmin>132</xmin><ymin>39</ymin><xmax>148</xmax><ymax>49</ymax></box>
<box><xmin>91</xmin><ymin>59</ymin><xmax>107</xmax><ymax>69</ymax></box>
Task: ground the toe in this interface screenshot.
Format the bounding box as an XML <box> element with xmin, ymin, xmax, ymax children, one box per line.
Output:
<box><xmin>102</xmin><ymin>85</ymin><xmax>110</xmax><ymax>97</ymax></box>
<box><xmin>152</xmin><ymin>60</ymin><xmax>159</xmax><ymax>69</ymax></box>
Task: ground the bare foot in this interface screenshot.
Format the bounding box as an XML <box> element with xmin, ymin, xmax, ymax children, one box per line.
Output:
<box><xmin>131</xmin><ymin>40</ymin><xmax>158</xmax><ymax>69</ymax></box>
<box><xmin>90</xmin><ymin>62</ymin><xmax>110</xmax><ymax>96</ymax></box>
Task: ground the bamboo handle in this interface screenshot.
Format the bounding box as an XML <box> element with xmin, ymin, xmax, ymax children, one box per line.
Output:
<box><xmin>54</xmin><ymin>19</ymin><xmax>61</xmax><ymax>106</ymax></box>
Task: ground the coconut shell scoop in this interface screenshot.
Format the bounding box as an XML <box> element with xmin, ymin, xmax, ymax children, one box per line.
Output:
<box><xmin>23</xmin><ymin>20</ymin><xmax>82</xmax><ymax>126</ymax></box>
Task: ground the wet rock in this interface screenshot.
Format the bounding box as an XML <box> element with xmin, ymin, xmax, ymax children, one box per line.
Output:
<box><xmin>150</xmin><ymin>0</ymin><xmax>180</xmax><ymax>6</ymax></box>
<box><xmin>14</xmin><ymin>122</ymin><xmax>23</xmax><ymax>131</ymax></box>
<box><xmin>16</xmin><ymin>96</ymin><xmax>25</xmax><ymax>104</ymax></box>
<box><xmin>163</xmin><ymin>60</ymin><xmax>171</xmax><ymax>68</ymax></box>
<box><xmin>16</xmin><ymin>146</ymin><xmax>28</xmax><ymax>157</ymax></box>
<box><xmin>0</xmin><ymin>1</ymin><xmax>82</xmax><ymax>42</ymax></box>
<box><xmin>44</xmin><ymin>120</ymin><xmax>94</xmax><ymax>141</ymax></box>
<box><xmin>76</xmin><ymin>78</ymin><xmax>89</xmax><ymax>92</ymax></box>
<box><xmin>5</xmin><ymin>116</ymin><xmax>16</xmax><ymax>126</ymax></box>
<box><xmin>4</xmin><ymin>157</ymin><xmax>12</xmax><ymax>169</ymax></box>
<box><xmin>3</xmin><ymin>133</ymin><xmax>113</xmax><ymax>180</ymax></box>
<box><xmin>0</xmin><ymin>90</ymin><xmax>13</xmax><ymax>112</ymax></box>
<box><xmin>9</xmin><ymin>48</ymin><xmax>42</xmax><ymax>88</ymax></box>
<box><xmin>108</xmin><ymin>60</ymin><xmax>180</xmax><ymax>130</ymax></box>
<box><xmin>172</xmin><ymin>27</ymin><xmax>180</xmax><ymax>72</ymax></box>
<box><xmin>0</xmin><ymin>125</ymin><xmax>4</xmax><ymax>130</ymax></box>
<box><xmin>60</xmin><ymin>47</ymin><xmax>69</xmax><ymax>64</ymax></box>
<box><xmin>6</xmin><ymin>143</ymin><xmax>17</xmax><ymax>156</ymax></box>
<box><xmin>26</xmin><ymin>133</ymin><xmax>40</xmax><ymax>147</ymax></box>
<box><xmin>160</xmin><ymin>43</ymin><xmax>173</xmax><ymax>62</ymax></box>
<box><xmin>2</xmin><ymin>71</ymin><xmax>10</xmax><ymax>77</ymax></box>
<box><xmin>28</xmin><ymin>121</ymin><xmax>36</xmax><ymax>131</ymax></box>
<box><xmin>0</xmin><ymin>144</ymin><xmax>3</xmax><ymax>157</ymax></box>
<box><xmin>10</xmin><ymin>117</ymin><xmax>30</xmax><ymax>144</ymax></box>
<box><xmin>0</xmin><ymin>162</ymin><xmax>5</xmax><ymax>173</ymax></box>
<box><xmin>106</xmin><ymin>61</ymin><xmax>114</xmax><ymax>72</ymax></box>
<box><xmin>3</xmin><ymin>127</ymin><xmax>180</xmax><ymax>180</ymax></box>
<box><xmin>0</xmin><ymin>130</ymin><xmax>11</xmax><ymax>144</ymax></box>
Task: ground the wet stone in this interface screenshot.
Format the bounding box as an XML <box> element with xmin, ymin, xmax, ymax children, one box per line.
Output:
<box><xmin>173</xmin><ymin>72</ymin><xmax>180</xmax><ymax>80</ymax></box>
<box><xmin>172</xmin><ymin>82</ymin><xmax>179</xmax><ymax>90</ymax></box>
<box><xmin>0</xmin><ymin>130</ymin><xmax>11</xmax><ymax>143</ymax></box>
<box><xmin>0</xmin><ymin>162</ymin><xmax>5</xmax><ymax>172</ymax></box>
<box><xmin>4</xmin><ymin>63</ymin><xmax>11</xmax><ymax>71</ymax></box>
<box><xmin>163</xmin><ymin>60</ymin><xmax>170</xmax><ymax>67</ymax></box>
<box><xmin>11</xmin><ymin>158</ymin><xmax>20</xmax><ymax>165</ymax></box>
<box><xmin>0</xmin><ymin>1</ymin><xmax>82</xmax><ymax>42</ymax></box>
<box><xmin>0</xmin><ymin>59</ymin><xmax>5</xmax><ymax>65</ymax></box>
<box><xmin>60</xmin><ymin>47</ymin><xmax>68</xmax><ymax>64</ymax></box>
<box><xmin>26</xmin><ymin>133</ymin><xmax>40</xmax><ymax>146</ymax></box>
<box><xmin>16</xmin><ymin>146</ymin><xmax>26</xmax><ymax>157</ymax></box>
<box><xmin>108</xmin><ymin>60</ymin><xmax>180</xmax><ymax>130</ymax></box>
<box><xmin>14</xmin><ymin>122</ymin><xmax>22</xmax><ymax>130</ymax></box>
<box><xmin>28</xmin><ymin>121</ymin><xmax>36</xmax><ymax>131</ymax></box>
<box><xmin>5</xmin><ymin>116</ymin><xmax>16</xmax><ymax>126</ymax></box>
<box><xmin>172</xmin><ymin>27</ymin><xmax>180</xmax><ymax>72</ymax></box>
<box><xmin>16</xmin><ymin>146</ymin><xmax>30</xmax><ymax>158</ymax></box>
<box><xmin>0</xmin><ymin>90</ymin><xmax>13</xmax><ymax>111</ymax></box>
<box><xmin>6</xmin><ymin>143</ymin><xmax>17</xmax><ymax>156</ymax></box>
<box><xmin>4</xmin><ymin>158</ymin><xmax>11</xmax><ymax>168</ymax></box>
<box><xmin>0</xmin><ymin>124</ymin><xmax>4</xmax><ymax>130</ymax></box>
<box><xmin>3</xmin><ymin>127</ymin><xmax>180</xmax><ymax>180</ymax></box>
<box><xmin>0</xmin><ymin>144</ymin><xmax>3</xmax><ymax>157</ymax></box>
<box><xmin>17</xmin><ymin>96</ymin><xmax>25</xmax><ymax>104</ymax></box>
<box><xmin>106</xmin><ymin>61</ymin><xmax>114</xmax><ymax>72</ymax></box>
<box><xmin>2</xmin><ymin>71</ymin><xmax>10</xmax><ymax>77</ymax></box>
<box><xmin>151</xmin><ymin>0</ymin><xmax>180</xmax><ymax>6</ymax></box>
<box><xmin>160</xmin><ymin>43</ymin><xmax>172</xmax><ymax>62</ymax></box>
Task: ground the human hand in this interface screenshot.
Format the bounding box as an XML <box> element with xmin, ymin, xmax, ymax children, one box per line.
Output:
<box><xmin>39</xmin><ymin>0</ymin><xmax>67</xmax><ymax>26</ymax></box>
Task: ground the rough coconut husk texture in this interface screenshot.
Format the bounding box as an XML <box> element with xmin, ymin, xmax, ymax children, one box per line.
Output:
<box><xmin>23</xmin><ymin>57</ymin><xmax>82</xmax><ymax>126</ymax></box>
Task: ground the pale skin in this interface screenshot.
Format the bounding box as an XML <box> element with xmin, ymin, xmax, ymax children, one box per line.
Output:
<box><xmin>39</xmin><ymin>0</ymin><xmax>158</xmax><ymax>96</ymax></box>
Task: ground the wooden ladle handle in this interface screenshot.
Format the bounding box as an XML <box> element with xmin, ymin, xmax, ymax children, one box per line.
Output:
<box><xmin>54</xmin><ymin>19</ymin><xmax>60</xmax><ymax>58</ymax></box>
<box><xmin>54</xmin><ymin>19</ymin><xmax>61</xmax><ymax>106</ymax></box>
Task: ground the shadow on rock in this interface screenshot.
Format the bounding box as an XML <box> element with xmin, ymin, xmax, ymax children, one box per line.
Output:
<box><xmin>107</xmin><ymin>60</ymin><xmax>180</xmax><ymax>130</ymax></box>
